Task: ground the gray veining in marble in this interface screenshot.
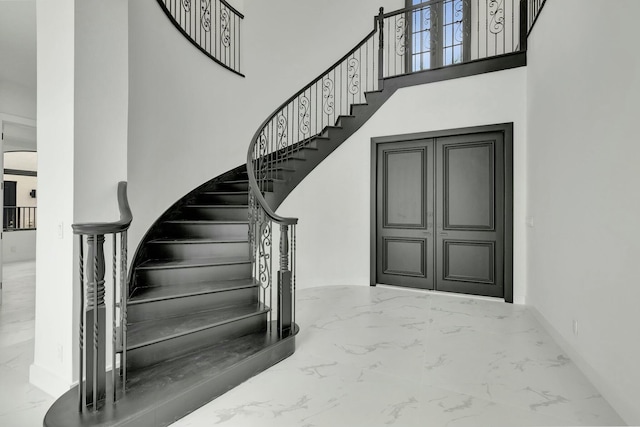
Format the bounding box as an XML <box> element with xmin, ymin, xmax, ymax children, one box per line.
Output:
<box><xmin>0</xmin><ymin>261</ymin><xmax>55</xmax><ymax>427</ymax></box>
<box><xmin>170</xmin><ymin>285</ymin><xmax>626</xmax><ymax>427</ymax></box>
<box><xmin>0</xmin><ymin>264</ymin><xmax>627</xmax><ymax>427</ymax></box>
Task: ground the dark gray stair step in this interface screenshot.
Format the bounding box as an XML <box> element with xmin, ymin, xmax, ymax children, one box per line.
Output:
<box><xmin>43</xmin><ymin>324</ymin><xmax>296</xmax><ymax>427</ymax></box>
<box><xmin>182</xmin><ymin>205</ymin><xmax>248</xmax><ymax>221</ymax></box>
<box><xmin>335</xmin><ymin>115</ymin><xmax>356</xmax><ymax>127</ymax></box>
<box><xmin>196</xmin><ymin>191</ymin><xmax>248</xmax><ymax>205</ymax></box>
<box><xmin>125</xmin><ymin>304</ymin><xmax>269</xmax><ymax>369</ymax></box>
<box><xmin>147</xmin><ymin>237</ymin><xmax>249</xmax><ymax>260</ymax></box>
<box><xmin>128</xmin><ymin>279</ymin><xmax>259</xmax><ymax>323</ymax></box>
<box><xmin>135</xmin><ymin>256</ymin><xmax>252</xmax><ymax>286</ymax></box>
<box><xmin>208</xmin><ymin>180</ymin><xmax>250</xmax><ymax>191</ymax></box>
<box><xmin>162</xmin><ymin>220</ymin><xmax>248</xmax><ymax>239</ymax></box>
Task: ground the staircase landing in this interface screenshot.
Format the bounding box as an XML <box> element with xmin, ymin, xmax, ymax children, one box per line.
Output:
<box><xmin>43</xmin><ymin>324</ymin><xmax>296</xmax><ymax>427</ymax></box>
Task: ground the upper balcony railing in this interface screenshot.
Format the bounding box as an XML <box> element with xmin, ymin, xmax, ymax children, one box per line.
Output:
<box><xmin>380</xmin><ymin>0</ymin><xmax>527</xmax><ymax>79</ymax></box>
<box><xmin>3</xmin><ymin>206</ymin><xmax>37</xmax><ymax>231</ymax></box>
<box><xmin>157</xmin><ymin>0</ymin><xmax>244</xmax><ymax>76</ymax></box>
<box><xmin>246</xmin><ymin>1</ymin><xmax>531</xmax><ymax>340</ymax></box>
<box><xmin>527</xmin><ymin>0</ymin><xmax>547</xmax><ymax>34</ymax></box>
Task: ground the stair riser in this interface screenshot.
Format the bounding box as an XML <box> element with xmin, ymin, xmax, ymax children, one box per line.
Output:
<box><xmin>196</xmin><ymin>193</ymin><xmax>248</xmax><ymax>205</ymax></box>
<box><xmin>128</xmin><ymin>287</ymin><xmax>259</xmax><ymax>323</ymax></box>
<box><xmin>183</xmin><ymin>207</ymin><xmax>248</xmax><ymax>221</ymax></box>
<box><xmin>149</xmin><ymin>241</ymin><xmax>249</xmax><ymax>260</ymax></box>
<box><xmin>126</xmin><ymin>313</ymin><xmax>267</xmax><ymax>370</ymax></box>
<box><xmin>136</xmin><ymin>262</ymin><xmax>252</xmax><ymax>287</ymax></box>
<box><xmin>208</xmin><ymin>182</ymin><xmax>249</xmax><ymax>192</ymax></box>
<box><xmin>163</xmin><ymin>223</ymin><xmax>248</xmax><ymax>239</ymax></box>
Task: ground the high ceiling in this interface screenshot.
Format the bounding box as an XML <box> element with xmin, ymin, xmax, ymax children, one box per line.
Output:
<box><xmin>0</xmin><ymin>0</ymin><xmax>36</xmax><ymax>91</ymax></box>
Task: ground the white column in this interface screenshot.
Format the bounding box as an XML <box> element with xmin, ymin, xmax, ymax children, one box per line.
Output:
<box><xmin>30</xmin><ymin>0</ymin><xmax>128</xmax><ymax>397</ymax></box>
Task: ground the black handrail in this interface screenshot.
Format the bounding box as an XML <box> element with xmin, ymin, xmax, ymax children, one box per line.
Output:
<box><xmin>72</xmin><ymin>182</ymin><xmax>132</xmax><ymax>235</ymax></box>
<box><xmin>156</xmin><ymin>0</ymin><xmax>244</xmax><ymax>76</ymax></box>
<box><xmin>246</xmin><ymin>28</ymin><xmax>378</xmax><ymax>225</ymax></box>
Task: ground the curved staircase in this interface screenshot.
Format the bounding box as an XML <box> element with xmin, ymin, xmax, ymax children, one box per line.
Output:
<box><xmin>44</xmin><ymin>1</ymin><xmax>530</xmax><ymax>425</ymax></box>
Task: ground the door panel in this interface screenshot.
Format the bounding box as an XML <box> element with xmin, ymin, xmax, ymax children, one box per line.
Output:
<box><xmin>444</xmin><ymin>143</ymin><xmax>494</xmax><ymax>229</ymax></box>
<box><xmin>377</xmin><ymin>141</ymin><xmax>434</xmax><ymax>289</ymax></box>
<box><xmin>435</xmin><ymin>133</ymin><xmax>504</xmax><ymax>297</ymax></box>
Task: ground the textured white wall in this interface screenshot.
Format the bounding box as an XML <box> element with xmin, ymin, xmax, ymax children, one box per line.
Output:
<box><xmin>277</xmin><ymin>68</ymin><xmax>528</xmax><ymax>302</ymax></box>
<box><xmin>127</xmin><ymin>0</ymin><xmax>402</xmax><ymax>252</ymax></box>
<box><xmin>526</xmin><ymin>1</ymin><xmax>640</xmax><ymax>424</ymax></box>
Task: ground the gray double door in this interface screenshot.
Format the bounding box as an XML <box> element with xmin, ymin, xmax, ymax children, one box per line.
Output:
<box><xmin>376</xmin><ymin>132</ymin><xmax>505</xmax><ymax>298</ymax></box>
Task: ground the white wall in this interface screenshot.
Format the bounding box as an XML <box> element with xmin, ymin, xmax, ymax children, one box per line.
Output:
<box><xmin>526</xmin><ymin>1</ymin><xmax>640</xmax><ymax>424</ymax></box>
<box><xmin>32</xmin><ymin>0</ymin><xmax>129</xmax><ymax>397</ymax></box>
<box><xmin>32</xmin><ymin>0</ymin><xmax>76</xmax><ymax>397</ymax></box>
<box><xmin>127</xmin><ymin>0</ymin><xmax>402</xmax><ymax>251</ymax></box>
<box><xmin>278</xmin><ymin>68</ymin><xmax>527</xmax><ymax>302</ymax></box>
<box><xmin>0</xmin><ymin>80</ymin><xmax>36</xmax><ymax>120</ymax></box>
<box><xmin>3</xmin><ymin>230</ymin><xmax>36</xmax><ymax>263</ymax></box>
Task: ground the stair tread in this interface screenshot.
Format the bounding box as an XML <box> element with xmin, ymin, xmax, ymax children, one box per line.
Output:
<box><xmin>138</xmin><ymin>255</ymin><xmax>250</xmax><ymax>270</ymax></box>
<box><xmin>129</xmin><ymin>278</ymin><xmax>258</xmax><ymax>304</ymax></box>
<box><xmin>185</xmin><ymin>205</ymin><xmax>248</xmax><ymax>208</ymax></box>
<box><xmin>148</xmin><ymin>237</ymin><xmax>248</xmax><ymax>244</ymax></box>
<box><xmin>124</xmin><ymin>324</ymin><xmax>287</xmax><ymax>402</ymax></box>
<box><xmin>44</xmin><ymin>325</ymin><xmax>295</xmax><ymax>427</ymax></box>
<box><xmin>127</xmin><ymin>303</ymin><xmax>268</xmax><ymax>350</ymax></box>
<box><xmin>200</xmin><ymin>191</ymin><xmax>248</xmax><ymax>195</ymax></box>
<box><xmin>164</xmin><ymin>219</ymin><xmax>248</xmax><ymax>224</ymax></box>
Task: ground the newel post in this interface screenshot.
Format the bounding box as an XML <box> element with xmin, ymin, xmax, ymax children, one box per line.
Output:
<box><xmin>377</xmin><ymin>7</ymin><xmax>385</xmax><ymax>87</ymax></box>
<box><xmin>84</xmin><ymin>234</ymin><xmax>106</xmax><ymax>409</ymax></box>
<box><xmin>278</xmin><ymin>224</ymin><xmax>292</xmax><ymax>337</ymax></box>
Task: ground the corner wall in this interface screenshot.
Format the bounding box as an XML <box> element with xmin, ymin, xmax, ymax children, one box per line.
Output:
<box><xmin>526</xmin><ymin>0</ymin><xmax>640</xmax><ymax>423</ymax></box>
<box><xmin>278</xmin><ymin>67</ymin><xmax>528</xmax><ymax>303</ymax></box>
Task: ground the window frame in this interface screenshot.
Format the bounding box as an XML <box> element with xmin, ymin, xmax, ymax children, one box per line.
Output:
<box><xmin>405</xmin><ymin>0</ymin><xmax>471</xmax><ymax>72</ymax></box>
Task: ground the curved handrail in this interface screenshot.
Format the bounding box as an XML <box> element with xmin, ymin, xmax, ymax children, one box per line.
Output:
<box><xmin>246</xmin><ymin>28</ymin><xmax>379</xmax><ymax>225</ymax></box>
<box><xmin>72</xmin><ymin>182</ymin><xmax>133</xmax><ymax>235</ymax></box>
<box><xmin>156</xmin><ymin>0</ymin><xmax>244</xmax><ymax>76</ymax></box>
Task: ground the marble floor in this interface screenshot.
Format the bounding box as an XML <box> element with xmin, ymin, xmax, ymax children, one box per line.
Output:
<box><xmin>0</xmin><ymin>261</ymin><xmax>54</xmax><ymax>427</ymax></box>
<box><xmin>170</xmin><ymin>286</ymin><xmax>625</xmax><ymax>427</ymax></box>
<box><xmin>0</xmin><ymin>262</ymin><xmax>626</xmax><ymax>426</ymax></box>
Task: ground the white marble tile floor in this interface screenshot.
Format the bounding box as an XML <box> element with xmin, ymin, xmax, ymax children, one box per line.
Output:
<box><xmin>170</xmin><ymin>285</ymin><xmax>626</xmax><ymax>427</ymax></box>
<box><xmin>0</xmin><ymin>262</ymin><xmax>626</xmax><ymax>426</ymax></box>
<box><xmin>0</xmin><ymin>261</ymin><xmax>54</xmax><ymax>427</ymax></box>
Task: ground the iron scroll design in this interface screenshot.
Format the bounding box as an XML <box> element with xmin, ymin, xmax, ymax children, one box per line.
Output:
<box><xmin>156</xmin><ymin>0</ymin><xmax>244</xmax><ymax>76</ymax></box>
<box><xmin>489</xmin><ymin>0</ymin><xmax>505</xmax><ymax>34</ymax></box>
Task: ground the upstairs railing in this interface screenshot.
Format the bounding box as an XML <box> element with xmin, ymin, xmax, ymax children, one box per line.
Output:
<box><xmin>246</xmin><ymin>1</ymin><xmax>529</xmax><ymax>338</ymax></box>
<box><xmin>3</xmin><ymin>206</ymin><xmax>37</xmax><ymax>231</ymax></box>
<box><xmin>527</xmin><ymin>0</ymin><xmax>547</xmax><ymax>34</ymax></box>
<box><xmin>157</xmin><ymin>0</ymin><xmax>244</xmax><ymax>76</ymax></box>
<box><xmin>380</xmin><ymin>0</ymin><xmax>526</xmax><ymax>78</ymax></box>
<box><xmin>72</xmin><ymin>182</ymin><xmax>132</xmax><ymax>412</ymax></box>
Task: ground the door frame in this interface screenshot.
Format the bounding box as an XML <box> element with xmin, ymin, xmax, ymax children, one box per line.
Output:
<box><xmin>370</xmin><ymin>123</ymin><xmax>514</xmax><ymax>303</ymax></box>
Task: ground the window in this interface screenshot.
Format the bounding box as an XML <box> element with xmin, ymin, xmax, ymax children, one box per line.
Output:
<box><xmin>408</xmin><ymin>0</ymin><xmax>470</xmax><ymax>71</ymax></box>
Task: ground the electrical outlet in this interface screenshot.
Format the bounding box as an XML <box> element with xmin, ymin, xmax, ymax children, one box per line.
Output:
<box><xmin>572</xmin><ymin>319</ymin><xmax>579</xmax><ymax>336</ymax></box>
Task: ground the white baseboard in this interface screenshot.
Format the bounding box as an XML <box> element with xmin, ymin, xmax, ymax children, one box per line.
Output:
<box><xmin>529</xmin><ymin>306</ymin><xmax>639</xmax><ymax>426</ymax></box>
<box><xmin>29</xmin><ymin>363</ymin><xmax>73</xmax><ymax>399</ymax></box>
